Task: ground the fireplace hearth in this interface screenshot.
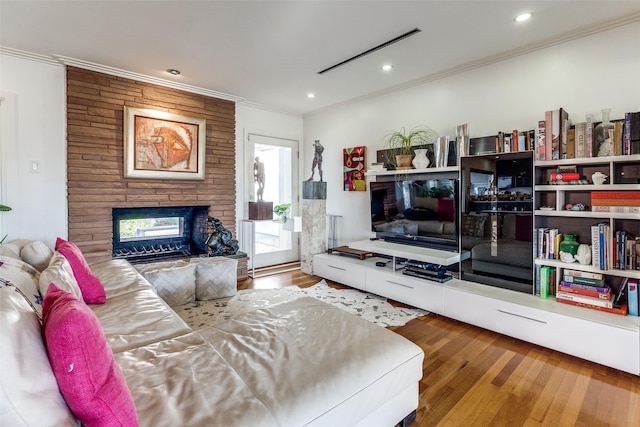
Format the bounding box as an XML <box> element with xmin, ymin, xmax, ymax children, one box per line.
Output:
<box><xmin>112</xmin><ymin>206</ymin><xmax>209</xmax><ymax>263</ymax></box>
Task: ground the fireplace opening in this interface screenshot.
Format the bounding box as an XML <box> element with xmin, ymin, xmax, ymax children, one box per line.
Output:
<box><xmin>112</xmin><ymin>206</ymin><xmax>209</xmax><ymax>263</ymax></box>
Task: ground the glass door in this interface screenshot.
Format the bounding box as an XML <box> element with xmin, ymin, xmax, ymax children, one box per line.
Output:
<box><xmin>246</xmin><ymin>133</ymin><xmax>299</xmax><ymax>269</ymax></box>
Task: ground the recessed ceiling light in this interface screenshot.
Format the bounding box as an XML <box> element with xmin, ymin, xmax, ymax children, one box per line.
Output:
<box><xmin>307</xmin><ymin>93</ymin><xmax>316</xmax><ymax>99</ymax></box>
<box><xmin>166</xmin><ymin>68</ymin><xmax>181</xmax><ymax>76</ymax></box>
<box><xmin>382</xmin><ymin>64</ymin><xmax>393</xmax><ymax>71</ymax></box>
<box><xmin>514</xmin><ymin>13</ymin><xmax>533</xmax><ymax>22</ymax></box>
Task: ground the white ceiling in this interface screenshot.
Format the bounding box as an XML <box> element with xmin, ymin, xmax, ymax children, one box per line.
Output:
<box><xmin>1</xmin><ymin>1</ymin><xmax>640</xmax><ymax>116</ymax></box>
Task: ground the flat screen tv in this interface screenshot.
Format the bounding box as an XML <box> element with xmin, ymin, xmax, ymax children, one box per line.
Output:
<box><xmin>370</xmin><ymin>178</ymin><xmax>459</xmax><ymax>251</ymax></box>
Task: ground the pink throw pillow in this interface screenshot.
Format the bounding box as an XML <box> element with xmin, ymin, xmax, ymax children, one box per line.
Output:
<box><xmin>43</xmin><ymin>283</ymin><xmax>138</xmax><ymax>426</ymax></box>
<box><xmin>55</xmin><ymin>237</ymin><xmax>106</xmax><ymax>303</ymax></box>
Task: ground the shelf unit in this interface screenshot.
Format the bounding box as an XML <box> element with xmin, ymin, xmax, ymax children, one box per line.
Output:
<box><xmin>313</xmin><ymin>252</ymin><xmax>640</xmax><ymax>374</ymax></box>
<box><xmin>534</xmin><ymin>154</ymin><xmax>640</xmax><ymax>314</ymax></box>
<box><xmin>364</xmin><ymin>165</ymin><xmax>459</xmax><ymax>179</ymax></box>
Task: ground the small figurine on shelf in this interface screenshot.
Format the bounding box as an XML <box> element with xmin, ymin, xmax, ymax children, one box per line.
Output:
<box><xmin>565</xmin><ymin>203</ymin><xmax>585</xmax><ymax>211</ymax></box>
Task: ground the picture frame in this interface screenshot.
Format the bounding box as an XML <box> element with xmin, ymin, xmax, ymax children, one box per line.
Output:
<box><xmin>124</xmin><ymin>107</ymin><xmax>206</xmax><ymax>180</ymax></box>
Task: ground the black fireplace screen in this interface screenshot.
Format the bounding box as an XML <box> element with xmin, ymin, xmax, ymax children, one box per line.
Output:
<box><xmin>112</xmin><ymin>206</ymin><xmax>209</xmax><ymax>262</ymax></box>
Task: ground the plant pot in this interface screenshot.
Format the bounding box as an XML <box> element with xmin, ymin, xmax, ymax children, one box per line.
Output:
<box><xmin>395</xmin><ymin>154</ymin><xmax>414</xmax><ymax>170</ymax></box>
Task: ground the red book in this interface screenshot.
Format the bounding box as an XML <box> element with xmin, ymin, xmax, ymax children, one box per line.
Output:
<box><xmin>558</xmin><ymin>284</ymin><xmax>611</xmax><ymax>300</ymax></box>
<box><xmin>556</xmin><ymin>298</ymin><xmax>628</xmax><ymax>315</ymax></box>
<box><xmin>550</xmin><ymin>172</ymin><xmax>580</xmax><ymax>181</ymax></box>
<box><xmin>591</xmin><ymin>191</ymin><xmax>640</xmax><ymax>199</ymax></box>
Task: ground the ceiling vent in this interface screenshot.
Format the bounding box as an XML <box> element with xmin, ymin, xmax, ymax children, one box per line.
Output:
<box><xmin>317</xmin><ymin>28</ymin><xmax>421</xmax><ymax>75</ymax></box>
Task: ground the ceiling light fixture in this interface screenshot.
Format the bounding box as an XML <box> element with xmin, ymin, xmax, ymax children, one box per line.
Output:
<box><xmin>382</xmin><ymin>64</ymin><xmax>393</xmax><ymax>71</ymax></box>
<box><xmin>307</xmin><ymin>93</ymin><xmax>316</xmax><ymax>99</ymax></box>
<box><xmin>514</xmin><ymin>13</ymin><xmax>533</xmax><ymax>22</ymax></box>
<box><xmin>167</xmin><ymin>68</ymin><xmax>181</xmax><ymax>76</ymax></box>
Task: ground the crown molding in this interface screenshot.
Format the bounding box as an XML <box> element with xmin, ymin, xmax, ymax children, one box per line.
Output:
<box><xmin>54</xmin><ymin>55</ymin><xmax>244</xmax><ymax>103</ymax></box>
<box><xmin>0</xmin><ymin>47</ymin><xmax>62</xmax><ymax>66</ymax></box>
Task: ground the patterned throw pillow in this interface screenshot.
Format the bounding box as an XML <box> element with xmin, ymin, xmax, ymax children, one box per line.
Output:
<box><xmin>193</xmin><ymin>258</ymin><xmax>238</xmax><ymax>301</ymax></box>
<box><xmin>0</xmin><ymin>255</ymin><xmax>43</xmax><ymax>320</ymax></box>
<box><xmin>42</xmin><ymin>283</ymin><xmax>138</xmax><ymax>426</ymax></box>
<box><xmin>461</xmin><ymin>214</ymin><xmax>488</xmax><ymax>237</ymax></box>
<box><xmin>141</xmin><ymin>263</ymin><xmax>197</xmax><ymax>307</ymax></box>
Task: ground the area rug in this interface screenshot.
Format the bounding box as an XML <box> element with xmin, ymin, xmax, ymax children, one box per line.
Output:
<box><xmin>174</xmin><ymin>280</ymin><xmax>428</xmax><ymax>329</ymax></box>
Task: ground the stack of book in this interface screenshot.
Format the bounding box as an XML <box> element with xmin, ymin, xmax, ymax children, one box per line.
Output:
<box><xmin>556</xmin><ymin>270</ymin><xmax>627</xmax><ymax>315</ymax></box>
<box><xmin>591</xmin><ymin>191</ymin><xmax>640</xmax><ymax>214</ymax></box>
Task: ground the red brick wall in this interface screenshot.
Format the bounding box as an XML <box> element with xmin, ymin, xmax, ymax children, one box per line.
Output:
<box><xmin>66</xmin><ymin>67</ymin><xmax>236</xmax><ymax>263</ymax></box>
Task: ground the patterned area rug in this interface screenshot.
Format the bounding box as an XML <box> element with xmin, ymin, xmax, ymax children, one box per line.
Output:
<box><xmin>175</xmin><ymin>280</ymin><xmax>428</xmax><ymax>329</ymax></box>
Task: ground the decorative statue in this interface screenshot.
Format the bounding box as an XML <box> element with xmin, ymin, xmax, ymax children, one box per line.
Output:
<box><xmin>205</xmin><ymin>217</ymin><xmax>239</xmax><ymax>256</ymax></box>
<box><xmin>307</xmin><ymin>139</ymin><xmax>324</xmax><ymax>182</ymax></box>
<box><xmin>253</xmin><ymin>156</ymin><xmax>265</xmax><ymax>201</ymax></box>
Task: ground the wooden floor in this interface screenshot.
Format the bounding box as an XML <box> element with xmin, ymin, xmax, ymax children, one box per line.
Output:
<box><xmin>239</xmin><ymin>268</ymin><xmax>640</xmax><ymax>427</ymax></box>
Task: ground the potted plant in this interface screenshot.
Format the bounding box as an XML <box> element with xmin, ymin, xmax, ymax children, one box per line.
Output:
<box><xmin>273</xmin><ymin>203</ymin><xmax>291</xmax><ymax>223</ymax></box>
<box><xmin>382</xmin><ymin>126</ymin><xmax>438</xmax><ymax>170</ymax></box>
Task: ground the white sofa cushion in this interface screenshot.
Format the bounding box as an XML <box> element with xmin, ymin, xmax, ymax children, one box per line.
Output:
<box><xmin>0</xmin><ymin>255</ymin><xmax>43</xmax><ymax>320</ymax></box>
<box><xmin>20</xmin><ymin>241</ymin><xmax>54</xmax><ymax>272</ymax></box>
<box><xmin>192</xmin><ymin>257</ymin><xmax>237</xmax><ymax>300</ymax></box>
<box><xmin>90</xmin><ymin>258</ymin><xmax>155</xmax><ymax>298</ymax></box>
<box><xmin>0</xmin><ymin>288</ymin><xmax>77</xmax><ymax>427</ymax></box>
<box><xmin>115</xmin><ymin>332</ymin><xmax>278</xmax><ymax>427</ymax></box>
<box><xmin>90</xmin><ymin>288</ymin><xmax>192</xmax><ymax>354</ymax></box>
<box><xmin>197</xmin><ymin>297</ymin><xmax>424</xmax><ymax>427</ymax></box>
<box><xmin>39</xmin><ymin>252</ymin><xmax>84</xmax><ymax>302</ymax></box>
<box><xmin>141</xmin><ymin>263</ymin><xmax>197</xmax><ymax>307</ymax></box>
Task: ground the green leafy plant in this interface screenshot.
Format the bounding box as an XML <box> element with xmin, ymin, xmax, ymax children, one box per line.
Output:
<box><xmin>381</xmin><ymin>126</ymin><xmax>438</xmax><ymax>168</ymax></box>
<box><xmin>273</xmin><ymin>203</ymin><xmax>291</xmax><ymax>223</ymax></box>
<box><xmin>0</xmin><ymin>204</ymin><xmax>12</xmax><ymax>244</ymax></box>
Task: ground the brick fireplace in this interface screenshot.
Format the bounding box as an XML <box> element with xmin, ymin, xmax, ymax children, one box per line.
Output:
<box><xmin>66</xmin><ymin>67</ymin><xmax>236</xmax><ymax>264</ymax></box>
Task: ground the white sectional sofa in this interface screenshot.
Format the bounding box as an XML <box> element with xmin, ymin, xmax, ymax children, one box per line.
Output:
<box><xmin>1</xmin><ymin>239</ymin><xmax>424</xmax><ymax>427</ymax></box>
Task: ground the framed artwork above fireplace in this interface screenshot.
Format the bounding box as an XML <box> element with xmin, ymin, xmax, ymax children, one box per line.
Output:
<box><xmin>124</xmin><ymin>107</ymin><xmax>206</xmax><ymax>180</ymax></box>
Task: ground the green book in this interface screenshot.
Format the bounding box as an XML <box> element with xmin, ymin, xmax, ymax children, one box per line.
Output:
<box><xmin>563</xmin><ymin>274</ymin><xmax>604</xmax><ymax>287</ymax></box>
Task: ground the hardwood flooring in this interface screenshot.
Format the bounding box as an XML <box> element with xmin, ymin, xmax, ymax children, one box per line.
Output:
<box><xmin>239</xmin><ymin>269</ymin><xmax>640</xmax><ymax>427</ymax></box>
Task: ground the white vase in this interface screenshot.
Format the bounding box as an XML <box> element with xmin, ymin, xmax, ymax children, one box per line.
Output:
<box><xmin>412</xmin><ymin>149</ymin><xmax>430</xmax><ymax>169</ymax></box>
<box><xmin>575</xmin><ymin>244</ymin><xmax>592</xmax><ymax>265</ymax></box>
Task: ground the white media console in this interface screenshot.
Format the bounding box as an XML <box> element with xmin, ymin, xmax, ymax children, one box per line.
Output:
<box><xmin>313</xmin><ymin>241</ymin><xmax>640</xmax><ymax>375</ymax></box>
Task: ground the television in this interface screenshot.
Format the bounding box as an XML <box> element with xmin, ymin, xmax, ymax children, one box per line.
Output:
<box><xmin>370</xmin><ymin>178</ymin><xmax>459</xmax><ymax>251</ymax></box>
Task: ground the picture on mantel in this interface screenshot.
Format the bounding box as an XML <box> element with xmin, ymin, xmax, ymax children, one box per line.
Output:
<box><xmin>343</xmin><ymin>146</ymin><xmax>366</xmax><ymax>191</ymax></box>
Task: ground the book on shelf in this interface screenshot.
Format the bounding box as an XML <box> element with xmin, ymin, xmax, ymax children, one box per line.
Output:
<box><xmin>556</xmin><ymin>298</ymin><xmax>628</xmax><ymax>316</ymax></box>
<box><xmin>564</xmin><ymin>269</ymin><xmax>603</xmax><ymax>280</ymax></box>
<box><xmin>613</xmin><ymin>120</ymin><xmax>624</xmax><ymax>156</ymax></box>
<box><xmin>539</xmin><ymin>265</ymin><xmax>553</xmax><ymax>299</ymax></box>
<box><xmin>586</xmin><ymin>114</ymin><xmax>594</xmax><ymax>158</ymax></box>
<box><xmin>625</xmin><ymin>111</ymin><xmax>640</xmax><ymax>155</ymax></box>
<box><xmin>559</xmin><ymin>280</ymin><xmax>610</xmax><ymax>294</ymax></box>
<box><xmin>575</xmin><ymin>122</ymin><xmax>586</xmax><ymax>158</ymax></box>
<box><xmin>558</xmin><ymin>282</ymin><xmax>611</xmax><ymax>300</ymax></box>
<box><xmin>562</xmin><ymin>118</ymin><xmax>571</xmax><ymax>159</ymax></box>
<box><xmin>628</xmin><ymin>279</ymin><xmax>639</xmax><ymax>316</ymax></box>
<box><xmin>592</xmin><ymin>206</ymin><xmax>640</xmax><ymax>213</ymax></box>
<box><xmin>591</xmin><ymin>191</ymin><xmax>640</xmax><ymax>200</ymax></box>
<box><xmin>536</xmin><ymin>121</ymin><xmax>546</xmax><ymax>160</ymax></box>
<box><xmin>562</xmin><ymin>274</ymin><xmax>605</xmax><ymax>287</ymax></box>
<box><xmin>566</xmin><ymin>126</ymin><xmax>575</xmax><ymax>159</ymax></box>
<box><xmin>556</xmin><ymin>291</ymin><xmax>614</xmax><ymax>308</ymax></box>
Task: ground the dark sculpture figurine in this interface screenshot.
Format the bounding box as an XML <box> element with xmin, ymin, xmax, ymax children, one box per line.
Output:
<box><xmin>205</xmin><ymin>217</ymin><xmax>239</xmax><ymax>256</ymax></box>
<box><xmin>307</xmin><ymin>139</ymin><xmax>324</xmax><ymax>182</ymax></box>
